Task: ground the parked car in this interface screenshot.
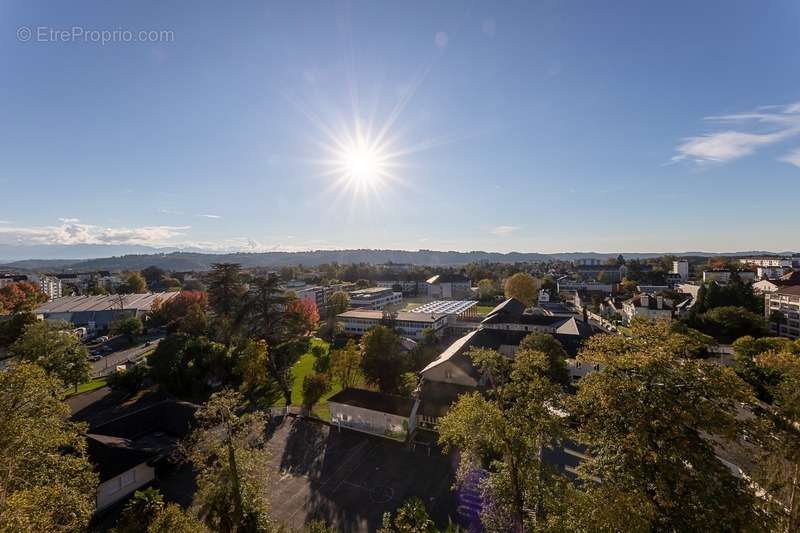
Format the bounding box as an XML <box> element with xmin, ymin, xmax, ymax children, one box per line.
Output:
<box><xmin>88</xmin><ymin>354</ymin><xmax>102</xmax><ymax>362</ymax></box>
<box><xmin>96</xmin><ymin>336</ymin><xmax>109</xmax><ymax>343</ymax></box>
<box><xmin>102</xmin><ymin>346</ymin><xmax>114</xmax><ymax>353</ymax></box>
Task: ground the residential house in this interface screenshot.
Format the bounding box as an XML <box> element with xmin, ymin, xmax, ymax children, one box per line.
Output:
<box><xmin>754</xmin><ymin>270</ymin><xmax>800</xmax><ymax>294</ymax></box>
<box><xmin>87</xmin><ymin>400</ymin><xmax>197</xmax><ymax>511</ymax></box>
<box><xmin>622</xmin><ymin>293</ymin><xmax>673</xmax><ymax>324</ymax></box>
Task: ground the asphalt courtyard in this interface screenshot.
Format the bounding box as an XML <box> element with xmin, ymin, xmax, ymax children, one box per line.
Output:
<box><xmin>264</xmin><ymin>417</ymin><xmax>458</xmax><ymax>532</ymax></box>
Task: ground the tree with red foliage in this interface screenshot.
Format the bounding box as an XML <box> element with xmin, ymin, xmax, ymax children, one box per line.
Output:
<box><xmin>287</xmin><ymin>297</ymin><xmax>319</xmax><ymax>334</ymax></box>
<box><xmin>0</xmin><ymin>282</ymin><xmax>47</xmax><ymax>314</ymax></box>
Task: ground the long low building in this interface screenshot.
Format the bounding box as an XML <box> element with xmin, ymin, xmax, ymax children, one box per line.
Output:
<box><xmin>34</xmin><ymin>292</ymin><xmax>180</xmax><ymax>331</ymax></box>
<box><xmin>337</xmin><ymin>309</ymin><xmax>449</xmax><ymax>339</ymax></box>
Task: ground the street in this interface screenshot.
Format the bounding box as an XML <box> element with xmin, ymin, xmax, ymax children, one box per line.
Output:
<box><xmin>91</xmin><ymin>335</ymin><xmax>163</xmax><ymax>377</ymax></box>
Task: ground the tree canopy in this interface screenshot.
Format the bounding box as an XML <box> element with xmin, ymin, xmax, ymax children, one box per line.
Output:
<box><xmin>0</xmin><ymin>362</ymin><xmax>97</xmax><ymax>531</ymax></box>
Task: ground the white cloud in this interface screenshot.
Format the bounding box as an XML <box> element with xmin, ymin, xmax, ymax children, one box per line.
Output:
<box><xmin>673</xmin><ymin>101</ymin><xmax>800</xmax><ymax>165</ymax></box>
<box><xmin>779</xmin><ymin>148</ymin><xmax>800</xmax><ymax>168</ymax></box>
<box><xmin>490</xmin><ymin>225</ymin><xmax>520</xmax><ymax>236</ymax></box>
<box><xmin>197</xmin><ymin>214</ymin><xmax>222</xmax><ymax>219</ymax></box>
<box><xmin>0</xmin><ymin>220</ymin><xmax>10</xmax><ymax>224</ymax></box>
<box><xmin>58</xmin><ymin>217</ymin><xmax>80</xmax><ymax>223</ymax></box>
<box><xmin>0</xmin><ymin>221</ymin><xmax>190</xmax><ymax>246</ymax></box>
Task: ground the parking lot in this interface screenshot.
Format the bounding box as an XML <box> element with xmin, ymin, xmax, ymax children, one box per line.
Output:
<box><xmin>264</xmin><ymin>417</ymin><xmax>458</xmax><ymax>532</ymax></box>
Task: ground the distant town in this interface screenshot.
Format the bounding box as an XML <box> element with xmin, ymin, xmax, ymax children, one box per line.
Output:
<box><xmin>2</xmin><ymin>252</ymin><xmax>799</xmax><ymax>531</ymax></box>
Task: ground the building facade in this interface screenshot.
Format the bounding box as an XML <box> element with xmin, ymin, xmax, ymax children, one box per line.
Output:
<box><xmin>765</xmin><ymin>286</ymin><xmax>800</xmax><ymax>339</ymax></box>
<box><xmin>337</xmin><ymin>309</ymin><xmax>448</xmax><ymax>339</ymax></box>
<box><xmin>348</xmin><ymin>287</ymin><xmax>402</xmax><ymax>310</ymax></box>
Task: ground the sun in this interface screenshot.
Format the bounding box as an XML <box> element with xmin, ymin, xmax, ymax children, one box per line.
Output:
<box><xmin>341</xmin><ymin>145</ymin><xmax>383</xmax><ymax>185</ymax></box>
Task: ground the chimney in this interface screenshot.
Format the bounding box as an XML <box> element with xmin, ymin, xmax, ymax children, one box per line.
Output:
<box><xmin>656</xmin><ymin>295</ymin><xmax>663</xmax><ymax>309</ymax></box>
<box><xmin>640</xmin><ymin>294</ymin><xmax>649</xmax><ymax>307</ymax></box>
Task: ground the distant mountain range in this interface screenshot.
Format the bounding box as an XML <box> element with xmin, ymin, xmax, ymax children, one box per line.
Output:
<box><xmin>1</xmin><ymin>245</ymin><xmax>797</xmax><ymax>273</ymax></box>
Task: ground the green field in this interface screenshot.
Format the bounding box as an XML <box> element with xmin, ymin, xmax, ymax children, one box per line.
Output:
<box><xmin>64</xmin><ymin>377</ymin><xmax>108</xmax><ymax>398</ymax></box>
<box><xmin>476</xmin><ymin>304</ymin><xmax>496</xmax><ymax>315</ymax></box>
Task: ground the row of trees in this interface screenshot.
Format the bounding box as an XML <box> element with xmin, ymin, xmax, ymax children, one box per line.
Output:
<box><xmin>438</xmin><ymin>321</ymin><xmax>798</xmax><ymax>532</ymax></box>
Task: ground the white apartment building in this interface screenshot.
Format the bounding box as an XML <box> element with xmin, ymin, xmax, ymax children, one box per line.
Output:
<box><xmin>739</xmin><ymin>256</ymin><xmax>793</xmax><ymax>269</ymax></box>
<box><xmin>38</xmin><ymin>275</ymin><xmax>62</xmax><ymax>301</ymax></box>
<box><xmin>764</xmin><ymin>286</ymin><xmax>800</xmax><ymax>339</ymax></box>
<box><xmin>756</xmin><ymin>266</ymin><xmax>789</xmax><ymax>280</ymax></box>
<box><xmin>348</xmin><ymin>287</ymin><xmax>402</xmax><ymax>310</ymax></box>
<box><xmin>671</xmin><ymin>260</ymin><xmax>689</xmax><ymax>281</ymax></box>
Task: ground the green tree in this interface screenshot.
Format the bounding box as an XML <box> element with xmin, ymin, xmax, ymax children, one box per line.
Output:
<box><xmin>503</xmin><ymin>272</ymin><xmax>540</xmax><ymax>307</ymax></box>
<box><xmin>207</xmin><ymin>263</ymin><xmax>247</xmax><ymax>319</ymax></box>
<box><xmin>235</xmin><ymin>339</ymin><xmax>270</xmax><ymax>400</ymax></box>
<box><xmin>328</xmin><ymin>290</ymin><xmax>350</xmax><ymax>314</ymax></box>
<box><xmin>238</xmin><ymin>275</ymin><xmax>310</xmax><ymax>406</ymax></box>
<box><xmin>360</xmin><ymin>325</ymin><xmax>406</xmax><ymax>393</ymax></box>
<box><xmin>478</xmin><ymin>278</ymin><xmax>496</xmax><ymax>300</ymax></box>
<box><xmin>147</xmin><ymin>504</ymin><xmax>207</xmax><ymax>533</ymax></box>
<box><xmin>330</xmin><ymin>339</ymin><xmax>362</xmax><ymax>389</ymax></box>
<box><xmin>378</xmin><ymin>497</ymin><xmax>437</xmax><ymax>533</ymax></box>
<box><xmin>9</xmin><ymin>320</ymin><xmax>90</xmax><ymax>390</ymax></box>
<box><xmin>115</xmin><ymin>487</ymin><xmax>165</xmax><ymax>533</ymax></box>
<box><xmin>695</xmin><ymin>305</ymin><xmax>768</xmax><ymax>343</ymax></box>
<box><xmin>122</xmin><ymin>272</ymin><xmax>148</xmax><ymax>294</ymax></box>
<box><xmin>753</xmin><ymin>351</ymin><xmax>800</xmax><ymax>531</ymax></box>
<box><xmin>438</xmin><ymin>348</ymin><xmax>566</xmax><ymax>531</ymax></box>
<box><xmin>0</xmin><ymin>363</ymin><xmax>97</xmax><ymax>531</ymax></box>
<box><xmin>301</xmin><ymin>372</ymin><xmax>330</xmax><ymax>410</ymax></box>
<box><xmin>188</xmin><ymin>390</ymin><xmax>272</xmax><ymax>533</ymax></box>
<box><xmin>569</xmin><ymin>322</ymin><xmax>763</xmax><ymax>531</ymax></box>
<box><xmin>149</xmin><ymin>334</ymin><xmax>233</xmax><ymax>399</ymax></box>
<box><xmin>111</xmin><ymin>315</ymin><xmax>144</xmax><ymax>344</ymax></box>
<box><xmin>518</xmin><ymin>332</ymin><xmax>569</xmax><ymax>387</ymax></box>
<box><xmin>141</xmin><ymin>266</ymin><xmax>168</xmax><ymax>291</ymax></box>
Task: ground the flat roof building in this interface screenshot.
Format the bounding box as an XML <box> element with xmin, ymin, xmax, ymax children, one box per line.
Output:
<box><xmin>35</xmin><ymin>292</ymin><xmax>180</xmax><ymax>331</ymax></box>
<box><xmin>337</xmin><ymin>309</ymin><xmax>448</xmax><ymax>340</ymax></box>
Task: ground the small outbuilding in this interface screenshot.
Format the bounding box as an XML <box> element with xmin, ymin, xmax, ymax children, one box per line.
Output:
<box><xmin>328</xmin><ymin>388</ymin><xmax>417</xmax><ymax>441</ymax></box>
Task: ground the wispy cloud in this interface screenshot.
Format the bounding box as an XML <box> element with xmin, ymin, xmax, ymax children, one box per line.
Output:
<box><xmin>490</xmin><ymin>225</ymin><xmax>520</xmax><ymax>236</ymax></box>
<box><xmin>672</xmin><ymin>101</ymin><xmax>800</xmax><ymax>165</ymax></box>
<box><xmin>0</xmin><ymin>220</ymin><xmax>190</xmax><ymax>246</ymax></box>
<box><xmin>0</xmin><ymin>220</ymin><xmax>10</xmax><ymax>224</ymax></box>
<box><xmin>197</xmin><ymin>214</ymin><xmax>222</xmax><ymax>219</ymax></box>
<box><xmin>779</xmin><ymin>148</ymin><xmax>800</xmax><ymax>168</ymax></box>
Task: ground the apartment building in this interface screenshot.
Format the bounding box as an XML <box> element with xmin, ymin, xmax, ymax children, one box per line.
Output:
<box><xmin>739</xmin><ymin>256</ymin><xmax>793</xmax><ymax>269</ymax></box>
<box><xmin>765</xmin><ymin>285</ymin><xmax>800</xmax><ymax>339</ymax></box>
<box><xmin>38</xmin><ymin>275</ymin><xmax>62</xmax><ymax>301</ymax></box>
<box><xmin>671</xmin><ymin>259</ymin><xmax>689</xmax><ymax>281</ymax></box>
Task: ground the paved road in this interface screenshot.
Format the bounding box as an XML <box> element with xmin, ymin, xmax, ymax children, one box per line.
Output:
<box><xmin>91</xmin><ymin>336</ymin><xmax>163</xmax><ymax>377</ymax></box>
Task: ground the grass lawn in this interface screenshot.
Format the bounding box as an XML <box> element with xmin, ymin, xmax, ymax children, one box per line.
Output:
<box><xmin>64</xmin><ymin>376</ymin><xmax>108</xmax><ymax>398</ymax></box>
<box><xmin>476</xmin><ymin>304</ymin><xmax>496</xmax><ymax>315</ymax></box>
<box><xmin>288</xmin><ymin>337</ymin><xmax>371</xmax><ymax>421</ymax></box>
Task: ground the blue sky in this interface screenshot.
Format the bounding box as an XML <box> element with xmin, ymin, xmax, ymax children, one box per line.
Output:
<box><xmin>1</xmin><ymin>0</ymin><xmax>799</xmax><ymax>254</ymax></box>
